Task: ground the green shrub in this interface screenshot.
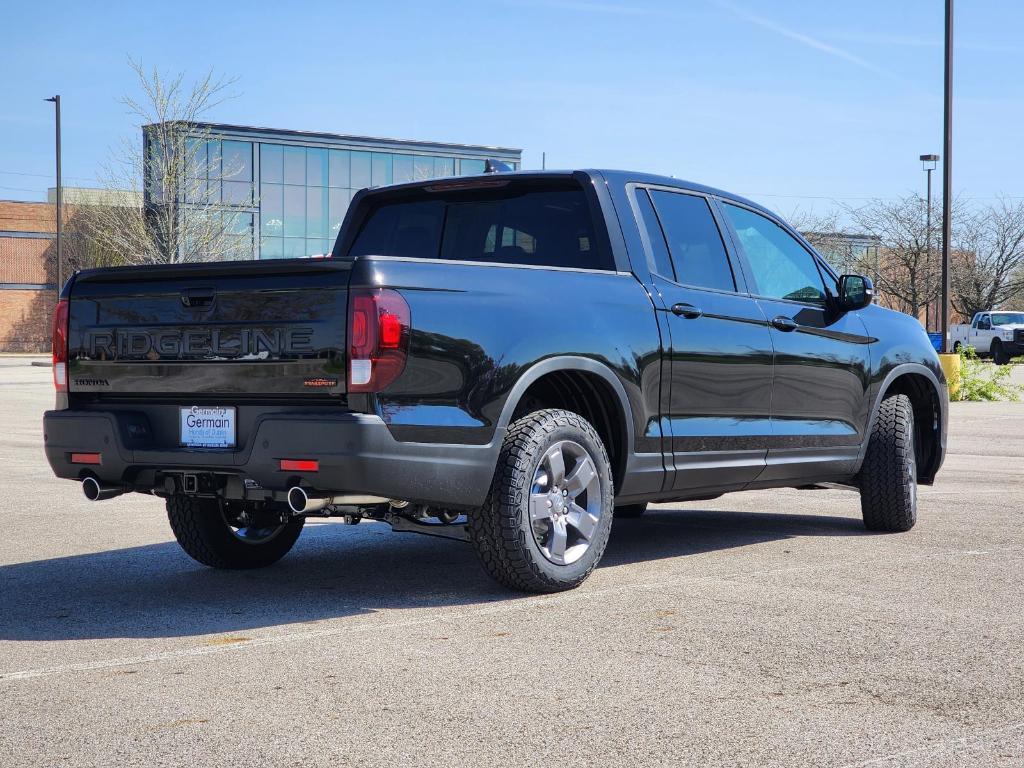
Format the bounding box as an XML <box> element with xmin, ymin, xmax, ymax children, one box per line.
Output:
<box><xmin>955</xmin><ymin>346</ymin><xmax>1022</xmax><ymax>402</ymax></box>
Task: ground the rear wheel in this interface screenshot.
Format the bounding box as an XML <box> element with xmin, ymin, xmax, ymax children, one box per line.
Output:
<box><xmin>166</xmin><ymin>496</ymin><xmax>304</xmax><ymax>569</ymax></box>
<box><xmin>857</xmin><ymin>394</ymin><xmax>917</xmax><ymax>532</ymax></box>
<box><xmin>468</xmin><ymin>409</ymin><xmax>614</xmax><ymax>593</ymax></box>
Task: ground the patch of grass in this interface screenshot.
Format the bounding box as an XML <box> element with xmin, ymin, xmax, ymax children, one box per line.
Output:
<box><xmin>955</xmin><ymin>347</ymin><xmax>1023</xmax><ymax>402</ymax></box>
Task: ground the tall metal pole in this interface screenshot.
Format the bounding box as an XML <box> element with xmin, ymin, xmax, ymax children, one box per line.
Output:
<box><xmin>45</xmin><ymin>95</ymin><xmax>63</xmax><ymax>293</ymax></box>
<box><xmin>940</xmin><ymin>0</ymin><xmax>953</xmax><ymax>353</ymax></box>
<box><xmin>925</xmin><ymin>166</ymin><xmax>933</xmax><ymax>331</ymax></box>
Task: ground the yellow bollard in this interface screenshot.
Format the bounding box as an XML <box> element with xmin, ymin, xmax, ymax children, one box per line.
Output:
<box><xmin>938</xmin><ymin>352</ymin><xmax>961</xmax><ymax>401</ymax></box>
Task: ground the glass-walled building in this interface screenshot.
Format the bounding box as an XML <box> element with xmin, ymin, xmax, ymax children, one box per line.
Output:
<box><xmin>144</xmin><ymin>122</ymin><xmax>521</xmax><ymax>260</ymax></box>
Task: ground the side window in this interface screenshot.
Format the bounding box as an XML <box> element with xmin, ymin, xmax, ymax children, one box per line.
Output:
<box><xmin>722</xmin><ymin>203</ymin><xmax>828</xmax><ymax>304</ymax></box>
<box><xmin>979</xmin><ymin>315</ymin><xmax>991</xmax><ymax>330</ymax></box>
<box><xmin>650</xmin><ymin>190</ymin><xmax>736</xmax><ymax>292</ymax></box>
<box><xmin>634</xmin><ymin>188</ymin><xmax>675</xmax><ymax>279</ymax></box>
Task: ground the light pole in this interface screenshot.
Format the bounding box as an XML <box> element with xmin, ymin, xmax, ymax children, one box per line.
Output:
<box><xmin>921</xmin><ymin>154</ymin><xmax>939</xmax><ymax>331</ymax></box>
<box><xmin>45</xmin><ymin>95</ymin><xmax>62</xmax><ymax>294</ymax></box>
<box><xmin>941</xmin><ymin>0</ymin><xmax>953</xmax><ymax>353</ymax></box>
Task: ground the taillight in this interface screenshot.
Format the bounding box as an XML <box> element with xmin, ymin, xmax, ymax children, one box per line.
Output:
<box><xmin>280</xmin><ymin>459</ymin><xmax>319</xmax><ymax>472</ymax></box>
<box><xmin>347</xmin><ymin>288</ymin><xmax>410</xmax><ymax>392</ymax></box>
<box><xmin>51</xmin><ymin>298</ymin><xmax>69</xmax><ymax>393</ymax></box>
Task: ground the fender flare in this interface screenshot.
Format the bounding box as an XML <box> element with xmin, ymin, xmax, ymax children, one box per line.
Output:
<box><xmin>494</xmin><ymin>355</ymin><xmax>637</xmax><ymax>452</ymax></box>
<box><xmin>855</xmin><ymin>362</ymin><xmax>947</xmax><ymax>476</ymax></box>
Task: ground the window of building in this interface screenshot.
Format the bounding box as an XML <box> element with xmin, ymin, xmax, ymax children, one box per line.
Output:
<box><xmin>184</xmin><ymin>138</ymin><xmax>253</xmax><ymax>207</ymax></box>
<box><xmin>261</xmin><ymin>144</ymin><xmax>283</xmax><ymax>183</ymax></box>
<box><xmin>253</xmin><ymin>142</ymin><xmax>517</xmax><ymax>260</ymax></box>
<box><xmin>458</xmin><ymin>158</ymin><xmax>486</xmax><ymax>176</ymax></box>
<box><xmin>434</xmin><ymin>157</ymin><xmax>455</xmax><ymax>178</ymax></box>
<box><xmin>306</xmin><ymin>147</ymin><xmax>328</xmax><ymax>187</ymax></box>
<box><xmin>393</xmin><ymin>154</ymin><xmax>414</xmax><ymax>184</ymax></box>
<box><xmin>351</xmin><ymin>152</ymin><xmax>371</xmax><ymax>188</ymax></box>
<box><xmin>722</xmin><ymin>203</ymin><xmax>828</xmax><ymax>304</ymax></box>
<box><xmin>371</xmin><ymin>153</ymin><xmax>393</xmax><ymax>186</ymax></box>
<box><xmin>223</xmin><ymin>211</ymin><xmax>254</xmax><ymax>260</ymax></box>
<box><xmin>649</xmin><ymin>190</ymin><xmax>735</xmax><ymax>292</ymax></box>
<box><xmin>414</xmin><ymin>156</ymin><xmax>434</xmax><ymax>181</ymax></box>
<box><xmin>282</xmin><ymin>146</ymin><xmax>305</xmax><ymax>185</ymax></box>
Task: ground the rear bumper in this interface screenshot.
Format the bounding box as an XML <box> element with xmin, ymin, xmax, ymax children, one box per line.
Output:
<box><xmin>43</xmin><ymin>409</ymin><xmax>500</xmax><ymax>509</ymax></box>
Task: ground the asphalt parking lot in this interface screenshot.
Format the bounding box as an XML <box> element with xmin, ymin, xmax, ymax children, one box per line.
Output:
<box><xmin>1</xmin><ymin>359</ymin><xmax>1022</xmax><ymax>767</ymax></box>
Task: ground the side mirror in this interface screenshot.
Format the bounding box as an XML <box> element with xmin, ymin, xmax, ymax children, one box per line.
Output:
<box><xmin>838</xmin><ymin>274</ymin><xmax>874</xmax><ymax>311</ymax></box>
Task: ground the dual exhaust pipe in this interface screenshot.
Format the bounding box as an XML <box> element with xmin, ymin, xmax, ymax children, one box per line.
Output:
<box><xmin>81</xmin><ymin>476</ymin><xmax>389</xmax><ymax>513</ymax></box>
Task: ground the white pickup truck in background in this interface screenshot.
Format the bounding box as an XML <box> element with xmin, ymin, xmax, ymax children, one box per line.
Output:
<box><xmin>951</xmin><ymin>311</ymin><xmax>1024</xmax><ymax>364</ymax></box>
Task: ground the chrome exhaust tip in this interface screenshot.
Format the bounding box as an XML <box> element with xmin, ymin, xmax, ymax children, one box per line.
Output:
<box><xmin>82</xmin><ymin>477</ymin><xmax>123</xmax><ymax>501</ymax></box>
<box><xmin>287</xmin><ymin>486</ymin><xmax>327</xmax><ymax>514</ymax></box>
<box><xmin>287</xmin><ymin>487</ymin><xmax>390</xmax><ymax>514</ymax></box>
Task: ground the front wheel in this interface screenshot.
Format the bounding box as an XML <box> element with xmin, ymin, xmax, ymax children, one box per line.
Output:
<box><xmin>857</xmin><ymin>394</ymin><xmax>917</xmax><ymax>532</ymax></box>
<box><xmin>469</xmin><ymin>409</ymin><xmax>614</xmax><ymax>593</ymax></box>
<box><xmin>167</xmin><ymin>496</ymin><xmax>305</xmax><ymax>569</ymax></box>
<box><xmin>992</xmin><ymin>341</ymin><xmax>1011</xmax><ymax>365</ymax></box>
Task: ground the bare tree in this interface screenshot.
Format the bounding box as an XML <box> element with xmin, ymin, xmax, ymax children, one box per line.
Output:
<box><xmin>843</xmin><ymin>194</ymin><xmax>957</xmax><ymax>318</ymax></box>
<box><xmin>952</xmin><ymin>197</ymin><xmax>1024</xmax><ymax>318</ymax></box>
<box><xmin>72</xmin><ymin>59</ymin><xmax>245</xmax><ymax>268</ymax></box>
<box><xmin>787</xmin><ymin>208</ymin><xmax>881</xmax><ymax>277</ymax></box>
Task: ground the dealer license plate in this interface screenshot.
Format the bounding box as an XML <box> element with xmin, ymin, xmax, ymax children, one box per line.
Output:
<box><xmin>180</xmin><ymin>406</ymin><xmax>236</xmax><ymax>448</ymax></box>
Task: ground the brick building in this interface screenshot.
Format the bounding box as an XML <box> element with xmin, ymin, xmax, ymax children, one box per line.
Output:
<box><xmin>0</xmin><ymin>200</ymin><xmax>58</xmax><ymax>352</ymax></box>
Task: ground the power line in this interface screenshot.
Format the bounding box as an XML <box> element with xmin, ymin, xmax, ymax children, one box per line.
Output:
<box><xmin>0</xmin><ymin>184</ymin><xmax>49</xmax><ymax>194</ymax></box>
<box><xmin>0</xmin><ymin>169</ymin><xmax>97</xmax><ymax>183</ymax></box>
<box><xmin>740</xmin><ymin>191</ymin><xmax>1024</xmax><ymax>202</ymax></box>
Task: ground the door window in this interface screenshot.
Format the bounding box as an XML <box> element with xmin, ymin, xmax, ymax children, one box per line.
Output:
<box><xmin>722</xmin><ymin>203</ymin><xmax>828</xmax><ymax>305</ymax></box>
<box><xmin>649</xmin><ymin>190</ymin><xmax>736</xmax><ymax>292</ymax></box>
<box><xmin>634</xmin><ymin>188</ymin><xmax>675</xmax><ymax>279</ymax></box>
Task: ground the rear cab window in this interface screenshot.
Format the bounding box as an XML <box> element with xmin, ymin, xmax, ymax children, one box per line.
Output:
<box><xmin>345</xmin><ymin>179</ymin><xmax>612</xmax><ymax>271</ymax></box>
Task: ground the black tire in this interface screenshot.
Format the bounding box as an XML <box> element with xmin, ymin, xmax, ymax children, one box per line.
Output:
<box><xmin>468</xmin><ymin>409</ymin><xmax>614</xmax><ymax>593</ymax></box>
<box><xmin>992</xmin><ymin>341</ymin><xmax>1011</xmax><ymax>365</ymax></box>
<box><xmin>614</xmin><ymin>502</ymin><xmax>647</xmax><ymax>518</ymax></box>
<box><xmin>857</xmin><ymin>394</ymin><xmax>917</xmax><ymax>532</ymax></box>
<box><xmin>952</xmin><ymin>341</ymin><xmax>962</xmax><ymax>353</ymax></box>
<box><xmin>166</xmin><ymin>496</ymin><xmax>304</xmax><ymax>569</ymax></box>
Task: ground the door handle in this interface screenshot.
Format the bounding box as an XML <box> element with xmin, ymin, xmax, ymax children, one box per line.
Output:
<box><xmin>671</xmin><ymin>303</ymin><xmax>703</xmax><ymax>319</ymax></box>
<box><xmin>770</xmin><ymin>315</ymin><xmax>798</xmax><ymax>332</ymax></box>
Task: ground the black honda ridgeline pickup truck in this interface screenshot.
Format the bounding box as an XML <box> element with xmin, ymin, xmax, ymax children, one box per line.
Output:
<box><xmin>44</xmin><ymin>170</ymin><xmax>948</xmax><ymax>592</ymax></box>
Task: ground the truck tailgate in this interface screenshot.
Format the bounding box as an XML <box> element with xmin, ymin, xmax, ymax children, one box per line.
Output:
<box><xmin>66</xmin><ymin>259</ymin><xmax>351</xmax><ymax>398</ymax></box>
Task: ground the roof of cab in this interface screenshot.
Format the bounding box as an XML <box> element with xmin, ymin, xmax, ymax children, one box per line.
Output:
<box><xmin>357</xmin><ymin>168</ymin><xmax>773</xmax><ymax>217</ymax></box>
<box><xmin>589</xmin><ymin>169</ymin><xmax>769</xmax><ymax>214</ymax></box>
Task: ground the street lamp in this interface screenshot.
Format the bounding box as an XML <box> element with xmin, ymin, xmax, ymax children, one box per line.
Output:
<box><xmin>921</xmin><ymin>154</ymin><xmax>939</xmax><ymax>331</ymax></box>
<box><xmin>941</xmin><ymin>0</ymin><xmax>954</xmax><ymax>353</ymax></box>
<box><xmin>44</xmin><ymin>95</ymin><xmax>62</xmax><ymax>295</ymax></box>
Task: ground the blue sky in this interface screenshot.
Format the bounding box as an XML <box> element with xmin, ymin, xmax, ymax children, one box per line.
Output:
<box><xmin>2</xmin><ymin>0</ymin><xmax>1022</xmax><ymax>219</ymax></box>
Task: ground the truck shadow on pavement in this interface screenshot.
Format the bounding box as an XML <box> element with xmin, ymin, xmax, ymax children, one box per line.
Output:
<box><xmin>0</xmin><ymin>508</ymin><xmax>867</xmax><ymax>642</ymax></box>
